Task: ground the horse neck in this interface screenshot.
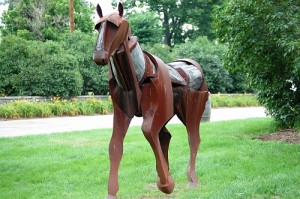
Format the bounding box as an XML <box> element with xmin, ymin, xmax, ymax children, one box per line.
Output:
<box><xmin>110</xmin><ymin>37</ymin><xmax>145</xmax><ymax>91</ymax></box>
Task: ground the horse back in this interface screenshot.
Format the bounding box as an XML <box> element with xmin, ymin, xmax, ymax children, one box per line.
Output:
<box><xmin>167</xmin><ymin>60</ymin><xmax>204</xmax><ymax>91</ymax></box>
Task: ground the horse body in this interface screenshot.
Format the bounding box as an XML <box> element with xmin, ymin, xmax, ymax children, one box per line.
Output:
<box><xmin>93</xmin><ymin>3</ymin><xmax>209</xmax><ymax>198</ymax></box>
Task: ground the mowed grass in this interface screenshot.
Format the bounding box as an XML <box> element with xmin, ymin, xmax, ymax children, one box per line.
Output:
<box><xmin>0</xmin><ymin>118</ymin><xmax>299</xmax><ymax>199</ymax></box>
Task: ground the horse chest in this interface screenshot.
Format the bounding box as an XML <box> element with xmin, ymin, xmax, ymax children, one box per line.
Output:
<box><xmin>110</xmin><ymin>39</ymin><xmax>146</xmax><ymax>90</ymax></box>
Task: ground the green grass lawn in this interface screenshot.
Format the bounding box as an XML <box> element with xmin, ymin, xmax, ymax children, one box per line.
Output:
<box><xmin>0</xmin><ymin>118</ymin><xmax>299</xmax><ymax>199</ymax></box>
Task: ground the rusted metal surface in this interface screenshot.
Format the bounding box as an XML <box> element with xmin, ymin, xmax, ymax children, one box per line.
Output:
<box><xmin>93</xmin><ymin>3</ymin><xmax>209</xmax><ymax>198</ymax></box>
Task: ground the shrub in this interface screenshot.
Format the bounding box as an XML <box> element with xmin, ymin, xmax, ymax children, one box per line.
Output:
<box><xmin>34</xmin><ymin>103</ymin><xmax>53</xmax><ymax>118</ymax></box>
<box><xmin>211</xmin><ymin>94</ymin><xmax>260</xmax><ymax>108</ymax></box>
<box><xmin>0</xmin><ymin>104</ymin><xmax>19</xmax><ymax>119</ymax></box>
<box><xmin>143</xmin><ymin>43</ymin><xmax>175</xmax><ymax>63</ymax></box>
<box><xmin>214</xmin><ymin>1</ymin><xmax>300</xmax><ymax>127</ymax></box>
<box><xmin>0</xmin><ymin>98</ymin><xmax>114</xmax><ymax>119</ymax></box>
<box><xmin>0</xmin><ymin>36</ymin><xmax>83</xmax><ymax>98</ymax></box>
<box><xmin>60</xmin><ymin>32</ymin><xmax>109</xmax><ymax>95</ymax></box>
<box><xmin>14</xmin><ymin>100</ymin><xmax>38</xmax><ymax>118</ymax></box>
<box><xmin>0</xmin><ymin>95</ymin><xmax>258</xmax><ymax>119</ymax></box>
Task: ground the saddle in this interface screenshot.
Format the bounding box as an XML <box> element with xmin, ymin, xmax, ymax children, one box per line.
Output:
<box><xmin>166</xmin><ymin>61</ymin><xmax>203</xmax><ymax>91</ymax></box>
<box><xmin>115</xmin><ymin>36</ymin><xmax>203</xmax><ymax>91</ymax></box>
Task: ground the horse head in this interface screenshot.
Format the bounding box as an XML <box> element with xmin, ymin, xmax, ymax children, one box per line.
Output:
<box><xmin>93</xmin><ymin>3</ymin><xmax>130</xmax><ymax>66</ymax></box>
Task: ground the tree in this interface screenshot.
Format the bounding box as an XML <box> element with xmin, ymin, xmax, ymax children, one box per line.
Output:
<box><xmin>179</xmin><ymin>0</ymin><xmax>222</xmax><ymax>41</ymax></box>
<box><xmin>214</xmin><ymin>0</ymin><xmax>300</xmax><ymax>127</ymax></box>
<box><xmin>127</xmin><ymin>11</ymin><xmax>163</xmax><ymax>44</ymax></box>
<box><xmin>124</xmin><ymin>0</ymin><xmax>222</xmax><ymax>46</ymax></box>
<box><xmin>0</xmin><ymin>0</ymin><xmax>94</xmax><ymax>41</ymax></box>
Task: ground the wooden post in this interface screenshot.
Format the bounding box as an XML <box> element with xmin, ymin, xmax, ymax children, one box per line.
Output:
<box><xmin>69</xmin><ymin>0</ymin><xmax>74</xmax><ymax>32</ymax></box>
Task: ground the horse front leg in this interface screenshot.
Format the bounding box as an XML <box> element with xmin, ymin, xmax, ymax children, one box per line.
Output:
<box><xmin>142</xmin><ymin>119</ymin><xmax>175</xmax><ymax>194</ymax></box>
<box><xmin>159</xmin><ymin>127</ymin><xmax>172</xmax><ymax>168</ymax></box>
<box><xmin>107</xmin><ymin>103</ymin><xmax>132</xmax><ymax>199</ymax></box>
<box><xmin>141</xmin><ymin>83</ymin><xmax>174</xmax><ymax>194</ymax></box>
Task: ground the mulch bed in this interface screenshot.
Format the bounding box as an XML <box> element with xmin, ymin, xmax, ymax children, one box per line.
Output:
<box><xmin>257</xmin><ymin>129</ymin><xmax>300</xmax><ymax>144</ymax></box>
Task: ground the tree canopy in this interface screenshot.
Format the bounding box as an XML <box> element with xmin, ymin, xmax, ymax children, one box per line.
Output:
<box><xmin>0</xmin><ymin>0</ymin><xmax>253</xmax><ymax>97</ymax></box>
<box><xmin>127</xmin><ymin>11</ymin><xmax>163</xmax><ymax>44</ymax></box>
<box><xmin>0</xmin><ymin>0</ymin><xmax>110</xmax><ymax>97</ymax></box>
<box><xmin>214</xmin><ymin>0</ymin><xmax>300</xmax><ymax>127</ymax></box>
<box><xmin>0</xmin><ymin>0</ymin><xmax>94</xmax><ymax>41</ymax></box>
<box><xmin>123</xmin><ymin>0</ymin><xmax>222</xmax><ymax>46</ymax></box>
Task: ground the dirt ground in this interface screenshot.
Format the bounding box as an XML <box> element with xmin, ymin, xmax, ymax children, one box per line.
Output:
<box><xmin>257</xmin><ymin>129</ymin><xmax>300</xmax><ymax>144</ymax></box>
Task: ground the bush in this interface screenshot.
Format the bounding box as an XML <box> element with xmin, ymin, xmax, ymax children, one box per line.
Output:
<box><xmin>0</xmin><ymin>104</ymin><xmax>19</xmax><ymax>119</ymax></box>
<box><xmin>211</xmin><ymin>94</ymin><xmax>260</xmax><ymax>108</ymax></box>
<box><xmin>0</xmin><ymin>95</ymin><xmax>257</xmax><ymax>119</ymax></box>
<box><xmin>60</xmin><ymin>32</ymin><xmax>109</xmax><ymax>95</ymax></box>
<box><xmin>0</xmin><ymin>36</ymin><xmax>28</xmax><ymax>96</ymax></box>
<box><xmin>214</xmin><ymin>0</ymin><xmax>300</xmax><ymax>127</ymax></box>
<box><xmin>0</xmin><ymin>36</ymin><xmax>83</xmax><ymax>97</ymax></box>
<box><xmin>143</xmin><ymin>43</ymin><xmax>175</xmax><ymax>63</ymax></box>
<box><xmin>144</xmin><ymin>37</ymin><xmax>252</xmax><ymax>93</ymax></box>
<box><xmin>0</xmin><ymin>98</ymin><xmax>113</xmax><ymax>119</ymax></box>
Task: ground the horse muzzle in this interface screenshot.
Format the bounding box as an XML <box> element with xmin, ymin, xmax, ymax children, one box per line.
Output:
<box><xmin>93</xmin><ymin>50</ymin><xmax>109</xmax><ymax>66</ymax></box>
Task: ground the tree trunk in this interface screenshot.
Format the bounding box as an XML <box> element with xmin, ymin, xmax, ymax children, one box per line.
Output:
<box><xmin>163</xmin><ymin>8</ymin><xmax>171</xmax><ymax>46</ymax></box>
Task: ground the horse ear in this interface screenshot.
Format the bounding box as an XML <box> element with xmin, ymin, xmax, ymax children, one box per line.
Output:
<box><xmin>96</xmin><ymin>4</ymin><xmax>103</xmax><ymax>18</ymax></box>
<box><xmin>118</xmin><ymin>2</ymin><xmax>124</xmax><ymax>17</ymax></box>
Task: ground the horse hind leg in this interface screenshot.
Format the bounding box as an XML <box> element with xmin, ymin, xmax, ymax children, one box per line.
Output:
<box><xmin>185</xmin><ymin>120</ymin><xmax>201</xmax><ymax>187</ymax></box>
<box><xmin>176</xmin><ymin>110</ymin><xmax>200</xmax><ymax>187</ymax></box>
<box><xmin>177</xmin><ymin>90</ymin><xmax>208</xmax><ymax>187</ymax></box>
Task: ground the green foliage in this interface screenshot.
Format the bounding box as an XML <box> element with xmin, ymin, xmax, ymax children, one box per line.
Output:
<box><xmin>125</xmin><ymin>0</ymin><xmax>223</xmax><ymax>46</ymax></box>
<box><xmin>211</xmin><ymin>94</ymin><xmax>260</xmax><ymax>108</ymax></box>
<box><xmin>0</xmin><ymin>35</ymin><xmax>83</xmax><ymax>97</ymax></box>
<box><xmin>127</xmin><ymin>11</ymin><xmax>163</xmax><ymax>45</ymax></box>
<box><xmin>143</xmin><ymin>37</ymin><xmax>251</xmax><ymax>93</ymax></box>
<box><xmin>60</xmin><ymin>32</ymin><xmax>109</xmax><ymax>95</ymax></box>
<box><xmin>143</xmin><ymin>43</ymin><xmax>175</xmax><ymax>63</ymax></box>
<box><xmin>173</xmin><ymin>36</ymin><xmax>233</xmax><ymax>93</ymax></box>
<box><xmin>0</xmin><ymin>31</ymin><xmax>109</xmax><ymax>97</ymax></box>
<box><xmin>0</xmin><ymin>119</ymin><xmax>299</xmax><ymax>198</ymax></box>
<box><xmin>0</xmin><ymin>35</ymin><xmax>28</xmax><ymax>95</ymax></box>
<box><xmin>182</xmin><ymin>0</ymin><xmax>222</xmax><ymax>41</ymax></box>
<box><xmin>0</xmin><ymin>0</ymin><xmax>94</xmax><ymax>41</ymax></box>
<box><xmin>0</xmin><ymin>94</ymin><xmax>257</xmax><ymax>119</ymax></box>
<box><xmin>0</xmin><ymin>98</ymin><xmax>113</xmax><ymax>119</ymax></box>
<box><xmin>214</xmin><ymin>0</ymin><xmax>300</xmax><ymax>127</ymax></box>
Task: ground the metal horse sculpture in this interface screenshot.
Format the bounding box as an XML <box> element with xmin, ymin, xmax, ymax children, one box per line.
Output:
<box><xmin>93</xmin><ymin>3</ymin><xmax>209</xmax><ymax>198</ymax></box>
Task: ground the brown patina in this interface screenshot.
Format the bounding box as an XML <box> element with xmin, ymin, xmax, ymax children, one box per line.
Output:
<box><xmin>93</xmin><ymin>3</ymin><xmax>209</xmax><ymax>198</ymax></box>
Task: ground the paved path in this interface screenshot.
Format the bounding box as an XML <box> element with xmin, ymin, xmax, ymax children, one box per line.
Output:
<box><xmin>0</xmin><ymin>107</ymin><xmax>268</xmax><ymax>138</ymax></box>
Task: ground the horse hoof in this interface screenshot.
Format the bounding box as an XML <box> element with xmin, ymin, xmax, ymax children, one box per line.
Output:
<box><xmin>157</xmin><ymin>176</ymin><xmax>175</xmax><ymax>194</ymax></box>
<box><xmin>106</xmin><ymin>194</ymin><xmax>118</xmax><ymax>199</ymax></box>
<box><xmin>187</xmin><ymin>181</ymin><xmax>198</xmax><ymax>188</ymax></box>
